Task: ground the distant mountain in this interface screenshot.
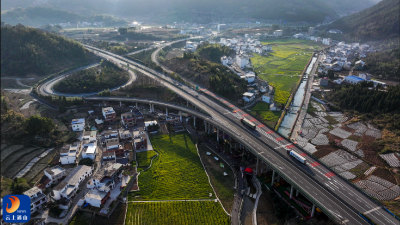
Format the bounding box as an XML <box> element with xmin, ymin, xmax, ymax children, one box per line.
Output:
<box><xmin>2</xmin><ymin>0</ymin><xmax>341</xmax><ymax>23</ymax></box>
<box><xmin>322</xmin><ymin>0</ymin><xmax>399</xmax><ymax>42</ymax></box>
<box><xmin>1</xmin><ymin>7</ymin><xmax>127</xmax><ymax>27</ymax></box>
<box><xmin>324</xmin><ymin>0</ymin><xmax>381</xmax><ymax>16</ymax></box>
<box><xmin>1</xmin><ymin>24</ymin><xmax>95</xmax><ymax>77</ymax></box>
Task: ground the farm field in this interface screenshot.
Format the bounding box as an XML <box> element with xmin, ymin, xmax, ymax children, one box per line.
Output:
<box><xmin>69</xmin><ymin>211</ymin><xmax>93</xmax><ymax>225</ymax></box>
<box><xmin>252</xmin><ymin>39</ymin><xmax>323</xmax><ymax>105</ymax></box>
<box><xmin>1</xmin><ymin>145</ymin><xmax>24</xmax><ymax>161</ymax></box>
<box><xmin>90</xmin><ymin>202</ymin><xmax>126</xmax><ymax>225</ymax></box>
<box><xmin>125</xmin><ymin>201</ymin><xmax>230</xmax><ymax>225</ymax></box>
<box><xmin>1</xmin><ymin>147</ymin><xmax>42</xmax><ymax>177</ymax></box>
<box><xmin>23</xmin><ymin>148</ymin><xmax>57</xmax><ymax>182</ymax></box>
<box><xmin>4</xmin><ymin>148</ymin><xmax>46</xmax><ymax>178</ymax></box>
<box><xmin>136</xmin><ymin>150</ymin><xmax>158</xmax><ymax>172</ymax></box>
<box><xmin>250</xmin><ymin>102</ymin><xmax>281</xmax><ymax>128</ymax></box>
<box><xmin>198</xmin><ymin>145</ymin><xmax>235</xmax><ymax>212</ymax></box>
<box><xmin>128</xmin><ymin>133</ymin><xmax>214</xmax><ymax>201</ymax></box>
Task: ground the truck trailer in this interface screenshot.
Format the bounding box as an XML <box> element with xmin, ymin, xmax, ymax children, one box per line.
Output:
<box><xmin>241</xmin><ymin>118</ymin><xmax>256</xmax><ymax>130</ymax></box>
<box><xmin>287</xmin><ymin>150</ymin><xmax>306</xmax><ymax>164</ymax></box>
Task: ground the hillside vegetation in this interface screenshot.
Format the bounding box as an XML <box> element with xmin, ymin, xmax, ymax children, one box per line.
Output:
<box><xmin>53</xmin><ymin>60</ymin><xmax>129</xmax><ymax>94</ymax></box>
<box><xmin>365</xmin><ymin>48</ymin><xmax>400</xmax><ymax>81</ymax></box>
<box><xmin>1</xmin><ymin>24</ymin><xmax>95</xmax><ymax>77</ymax></box>
<box><xmin>196</xmin><ymin>42</ymin><xmax>235</xmax><ymax>63</ymax></box>
<box><xmin>1</xmin><ymin>7</ymin><xmax>127</xmax><ymax>27</ymax></box>
<box><xmin>2</xmin><ymin>0</ymin><xmax>341</xmax><ymax>23</ymax></box>
<box><xmin>163</xmin><ymin>52</ymin><xmax>247</xmax><ymax>101</ymax></box>
<box><xmin>322</xmin><ymin>0</ymin><xmax>400</xmax><ymax>42</ymax></box>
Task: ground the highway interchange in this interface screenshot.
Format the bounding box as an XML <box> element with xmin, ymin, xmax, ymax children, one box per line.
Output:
<box><xmin>37</xmin><ymin>39</ymin><xmax>398</xmax><ymax>224</ymax></box>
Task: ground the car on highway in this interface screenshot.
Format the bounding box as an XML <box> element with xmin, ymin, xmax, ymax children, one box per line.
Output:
<box><xmin>233</xmin><ymin>110</ymin><xmax>237</xmax><ymax>113</ymax></box>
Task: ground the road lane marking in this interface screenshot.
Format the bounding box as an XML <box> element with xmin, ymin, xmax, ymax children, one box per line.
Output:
<box><xmin>364</xmin><ymin>207</ymin><xmax>380</xmax><ymax>214</ymax></box>
<box><xmin>325</xmin><ymin>172</ymin><xmax>335</xmax><ymax>178</ymax></box>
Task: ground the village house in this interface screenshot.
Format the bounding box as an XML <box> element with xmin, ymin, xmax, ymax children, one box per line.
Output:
<box><xmin>51</xmin><ymin>165</ymin><xmax>92</xmax><ymax>208</ymax></box>
<box><xmin>88</xmin><ymin>162</ymin><xmax>123</xmax><ymax>191</ymax></box>
<box><xmin>24</xmin><ymin>187</ymin><xmax>47</xmax><ymax>213</ymax></box>
<box><xmin>242</xmin><ymin>92</ymin><xmax>255</xmax><ymax>103</ymax></box>
<box><xmin>39</xmin><ymin>166</ymin><xmax>66</xmax><ymax>189</ymax></box>
<box><xmin>102</xmin><ymin>107</ymin><xmax>116</xmax><ymax>122</ymax></box>
<box><xmin>71</xmin><ymin>118</ymin><xmax>85</xmax><ymax>131</ymax></box>
<box><xmin>121</xmin><ymin>111</ymin><xmax>136</xmax><ymax>126</ymax></box>
<box><xmin>60</xmin><ymin>142</ymin><xmax>81</xmax><ymax>165</ymax></box>
<box><xmin>320</xmin><ymin>77</ymin><xmax>329</xmax><ymax>87</ymax></box>
<box><xmin>119</xmin><ymin>128</ymin><xmax>133</xmax><ymax>140</ymax></box>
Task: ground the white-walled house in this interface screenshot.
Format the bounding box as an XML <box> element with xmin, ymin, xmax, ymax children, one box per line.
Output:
<box><xmin>262</xmin><ymin>94</ymin><xmax>272</xmax><ymax>104</ymax></box>
<box><xmin>84</xmin><ymin>188</ymin><xmax>110</xmax><ymax>208</ymax></box>
<box><xmin>60</xmin><ymin>142</ymin><xmax>81</xmax><ymax>165</ymax></box>
<box><xmin>82</xmin><ymin>145</ymin><xmax>97</xmax><ymax>160</ymax></box>
<box><xmin>243</xmin><ymin>92</ymin><xmax>255</xmax><ymax>102</ymax></box>
<box><xmin>244</xmin><ymin>72</ymin><xmax>256</xmax><ymax>83</ymax></box>
<box><xmin>236</xmin><ymin>55</ymin><xmax>249</xmax><ymax>69</ymax></box>
<box><xmin>71</xmin><ymin>118</ymin><xmax>85</xmax><ymax>131</ymax></box>
<box><xmin>24</xmin><ymin>187</ymin><xmax>47</xmax><ymax>213</ymax></box>
<box><xmin>52</xmin><ymin>165</ymin><xmax>92</xmax><ymax>201</ymax></box>
<box><xmin>42</xmin><ymin>166</ymin><xmax>66</xmax><ymax>188</ymax></box>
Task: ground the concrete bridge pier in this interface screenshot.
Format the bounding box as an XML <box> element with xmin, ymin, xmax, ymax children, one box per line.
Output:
<box><xmin>136</xmin><ymin>102</ymin><xmax>138</xmax><ymax>108</ymax></box>
<box><xmin>187</xmin><ymin>101</ymin><xmax>189</xmax><ymax>107</ymax></box>
<box><xmin>311</xmin><ymin>204</ymin><xmax>316</xmax><ymax>217</ymax></box>
<box><xmin>166</xmin><ymin>108</ymin><xmax>168</xmax><ymax>117</ymax></box>
<box><xmin>296</xmin><ymin>189</ymin><xmax>299</xmax><ymax>197</ymax></box>
<box><xmin>193</xmin><ymin>116</ymin><xmax>196</xmax><ymax>128</ymax></box>
<box><xmin>120</xmin><ymin>101</ymin><xmax>122</xmax><ymax>106</ymax></box>
<box><xmin>290</xmin><ymin>185</ymin><xmax>294</xmax><ymax>199</ymax></box>
<box><xmin>216</xmin><ymin>127</ymin><xmax>219</xmax><ymax>142</ymax></box>
<box><xmin>204</xmin><ymin>121</ymin><xmax>207</xmax><ymax>133</ymax></box>
<box><xmin>256</xmin><ymin>158</ymin><xmax>259</xmax><ymax>175</ymax></box>
<box><xmin>179</xmin><ymin>111</ymin><xmax>182</xmax><ymax>122</ymax></box>
<box><xmin>271</xmin><ymin>170</ymin><xmax>276</xmax><ymax>186</ymax></box>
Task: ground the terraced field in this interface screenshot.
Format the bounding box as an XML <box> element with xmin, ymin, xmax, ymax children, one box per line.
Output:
<box><xmin>128</xmin><ymin>133</ymin><xmax>214</xmax><ymax>201</ymax></box>
<box><xmin>136</xmin><ymin>150</ymin><xmax>158</xmax><ymax>172</ymax></box>
<box><xmin>1</xmin><ymin>147</ymin><xmax>46</xmax><ymax>178</ymax></box>
<box><xmin>126</xmin><ymin>201</ymin><xmax>230</xmax><ymax>225</ymax></box>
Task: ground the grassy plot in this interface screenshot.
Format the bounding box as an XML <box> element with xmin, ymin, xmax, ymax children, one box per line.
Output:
<box><xmin>198</xmin><ymin>145</ymin><xmax>236</xmax><ymax>212</ymax></box>
<box><xmin>250</xmin><ymin>102</ymin><xmax>281</xmax><ymax>128</ymax></box>
<box><xmin>128</xmin><ymin>133</ymin><xmax>214</xmax><ymax>201</ymax></box>
<box><xmin>69</xmin><ymin>211</ymin><xmax>93</xmax><ymax>225</ymax></box>
<box><xmin>136</xmin><ymin>150</ymin><xmax>158</xmax><ymax>172</ymax></box>
<box><xmin>126</xmin><ymin>201</ymin><xmax>230</xmax><ymax>225</ymax></box>
<box><xmin>258</xmin><ymin>74</ymin><xmax>299</xmax><ymax>105</ymax></box>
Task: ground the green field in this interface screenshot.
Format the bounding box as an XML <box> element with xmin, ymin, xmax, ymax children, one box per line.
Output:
<box><xmin>251</xmin><ymin>39</ymin><xmax>323</xmax><ymax>105</ymax></box>
<box><xmin>126</xmin><ymin>201</ymin><xmax>230</xmax><ymax>225</ymax></box>
<box><xmin>128</xmin><ymin>133</ymin><xmax>214</xmax><ymax>201</ymax></box>
<box><xmin>258</xmin><ymin>75</ymin><xmax>299</xmax><ymax>104</ymax></box>
<box><xmin>198</xmin><ymin>145</ymin><xmax>235</xmax><ymax>212</ymax></box>
<box><xmin>251</xmin><ymin>102</ymin><xmax>282</xmax><ymax>128</ymax></box>
<box><xmin>136</xmin><ymin>150</ymin><xmax>158</xmax><ymax>172</ymax></box>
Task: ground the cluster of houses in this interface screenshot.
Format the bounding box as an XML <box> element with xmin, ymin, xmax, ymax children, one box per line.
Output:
<box><xmin>18</xmin><ymin>106</ymin><xmax>150</xmax><ymax>214</ymax></box>
<box><xmin>220</xmin><ymin>37</ymin><xmax>272</xmax><ymax>56</ymax></box>
<box><xmin>318</xmin><ymin>42</ymin><xmax>376</xmax><ymax>74</ymax></box>
<box><xmin>316</xmin><ymin>42</ymin><xmax>386</xmax><ymax>87</ymax></box>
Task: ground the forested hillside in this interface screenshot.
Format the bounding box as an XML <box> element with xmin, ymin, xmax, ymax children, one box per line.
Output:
<box><xmin>162</xmin><ymin>53</ymin><xmax>247</xmax><ymax>100</ymax></box>
<box><xmin>2</xmin><ymin>0</ymin><xmax>340</xmax><ymax>23</ymax></box>
<box><xmin>1</xmin><ymin>7</ymin><xmax>127</xmax><ymax>27</ymax></box>
<box><xmin>1</xmin><ymin>24</ymin><xmax>95</xmax><ymax>77</ymax></box>
<box><xmin>196</xmin><ymin>42</ymin><xmax>235</xmax><ymax>63</ymax></box>
<box><xmin>322</xmin><ymin>0</ymin><xmax>399</xmax><ymax>42</ymax></box>
<box><xmin>365</xmin><ymin>48</ymin><xmax>400</xmax><ymax>81</ymax></box>
<box><xmin>329</xmin><ymin>82</ymin><xmax>400</xmax><ymax>113</ymax></box>
<box><xmin>53</xmin><ymin>60</ymin><xmax>129</xmax><ymax>94</ymax></box>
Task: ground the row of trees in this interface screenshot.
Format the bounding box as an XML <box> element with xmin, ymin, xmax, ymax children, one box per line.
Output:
<box><xmin>1</xmin><ymin>24</ymin><xmax>90</xmax><ymax>76</ymax></box>
<box><xmin>329</xmin><ymin>81</ymin><xmax>400</xmax><ymax>113</ymax></box>
<box><xmin>53</xmin><ymin>60</ymin><xmax>129</xmax><ymax>93</ymax></box>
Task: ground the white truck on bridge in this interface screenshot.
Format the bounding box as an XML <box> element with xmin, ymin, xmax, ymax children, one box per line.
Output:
<box><xmin>287</xmin><ymin>150</ymin><xmax>306</xmax><ymax>164</ymax></box>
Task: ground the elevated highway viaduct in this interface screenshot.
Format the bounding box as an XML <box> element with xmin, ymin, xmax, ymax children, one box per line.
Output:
<box><xmin>83</xmin><ymin>44</ymin><xmax>399</xmax><ymax>225</ymax></box>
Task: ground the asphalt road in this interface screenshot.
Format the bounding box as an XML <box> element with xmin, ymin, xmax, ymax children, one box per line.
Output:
<box><xmin>81</xmin><ymin>45</ymin><xmax>398</xmax><ymax>225</ymax></box>
<box><xmin>38</xmin><ymin>62</ymin><xmax>136</xmax><ymax>97</ymax></box>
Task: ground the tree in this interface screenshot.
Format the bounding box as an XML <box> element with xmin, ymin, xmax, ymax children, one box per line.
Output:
<box><xmin>26</xmin><ymin>115</ymin><xmax>55</xmax><ymax>135</ymax></box>
<box><xmin>272</xmin><ymin>24</ymin><xmax>280</xmax><ymax>30</ymax></box>
<box><xmin>327</xmin><ymin>70</ymin><xmax>335</xmax><ymax>80</ymax></box>
<box><xmin>118</xmin><ymin>27</ymin><xmax>127</xmax><ymax>35</ymax></box>
<box><xmin>79</xmin><ymin>158</ymin><xmax>94</xmax><ymax>166</ymax></box>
